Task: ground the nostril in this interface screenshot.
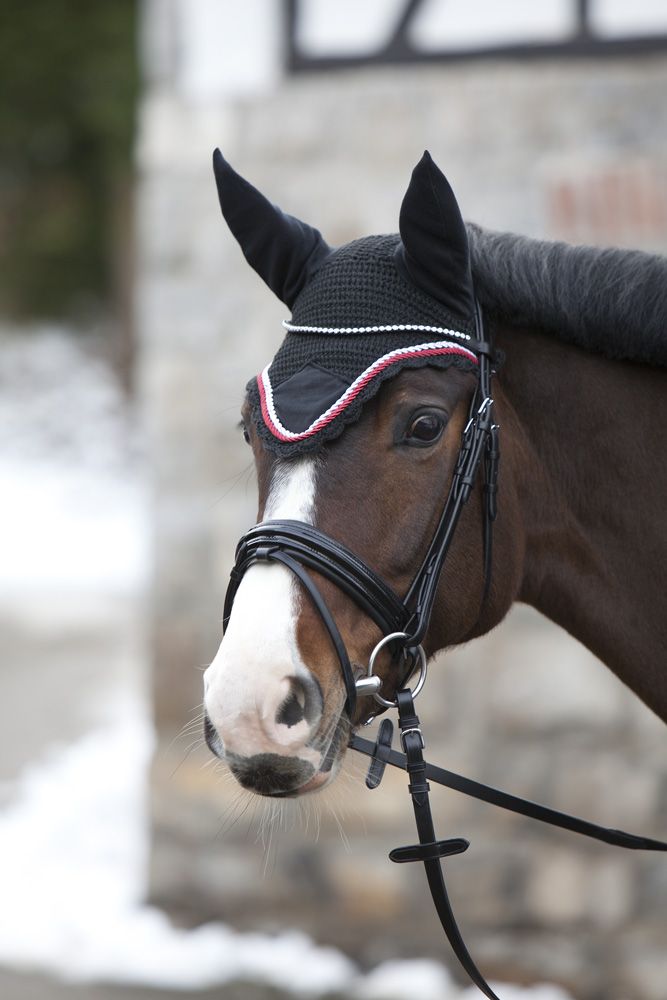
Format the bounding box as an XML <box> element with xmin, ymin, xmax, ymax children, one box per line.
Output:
<box><xmin>276</xmin><ymin>689</ymin><xmax>305</xmax><ymax>727</ymax></box>
<box><xmin>203</xmin><ymin>712</ymin><xmax>225</xmax><ymax>759</ymax></box>
<box><xmin>275</xmin><ymin>675</ymin><xmax>323</xmax><ymax>729</ymax></box>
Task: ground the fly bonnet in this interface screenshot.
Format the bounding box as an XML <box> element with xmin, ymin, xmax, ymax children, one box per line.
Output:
<box><xmin>213</xmin><ymin>150</ymin><xmax>481</xmax><ymax>455</ymax></box>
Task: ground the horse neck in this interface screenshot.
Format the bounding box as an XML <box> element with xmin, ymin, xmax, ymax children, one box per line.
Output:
<box><xmin>496</xmin><ymin>325</ymin><xmax>667</xmax><ymax>721</ymax></box>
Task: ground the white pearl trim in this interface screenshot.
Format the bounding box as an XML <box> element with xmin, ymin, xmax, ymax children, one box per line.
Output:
<box><xmin>282</xmin><ymin>320</ymin><xmax>471</xmax><ymax>341</ymax></box>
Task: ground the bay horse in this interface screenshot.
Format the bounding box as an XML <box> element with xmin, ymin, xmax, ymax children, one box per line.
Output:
<box><xmin>200</xmin><ymin>150</ymin><xmax>666</xmax><ymax>1000</ymax></box>
<box><xmin>203</xmin><ymin>150</ymin><xmax>666</xmax><ymax>800</ymax></box>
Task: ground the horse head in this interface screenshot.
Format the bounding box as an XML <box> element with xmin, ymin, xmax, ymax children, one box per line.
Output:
<box><xmin>203</xmin><ymin>152</ymin><xmax>523</xmax><ymax>796</ymax></box>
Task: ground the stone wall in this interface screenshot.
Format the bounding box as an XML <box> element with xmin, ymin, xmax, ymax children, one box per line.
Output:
<box><xmin>136</xmin><ymin>8</ymin><xmax>667</xmax><ymax>996</ymax></box>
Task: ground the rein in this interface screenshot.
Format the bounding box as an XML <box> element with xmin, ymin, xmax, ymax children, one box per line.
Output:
<box><xmin>350</xmin><ymin>695</ymin><xmax>666</xmax><ymax>1000</ymax></box>
<box><xmin>223</xmin><ymin>305</ymin><xmax>667</xmax><ymax>999</ymax></box>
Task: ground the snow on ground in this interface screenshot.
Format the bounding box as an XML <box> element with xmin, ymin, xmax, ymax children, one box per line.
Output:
<box><xmin>0</xmin><ymin>702</ymin><xmax>572</xmax><ymax>999</ymax></box>
<box><xmin>0</xmin><ymin>328</ymin><xmax>572</xmax><ymax>998</ymax></box>
<box><xmin>0</xmin><ymin>326</ymin><xmax>147</xmax><ymax>595</ymax></box>
<box><xmin>0</xmin><ymin>703</ymin><xmax>355</xmax><ymax>993</ymax></box>
<box><xmin>0</xmin><ymin>460</ymin><xmax>147</xmax><ymax>594</ymax></box>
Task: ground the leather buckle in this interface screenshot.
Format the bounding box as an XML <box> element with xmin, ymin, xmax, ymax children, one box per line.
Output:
<box><xmin>400</xmin><ymin>726</ymin><xmax>425</xmax><ymax>752</ymax></box>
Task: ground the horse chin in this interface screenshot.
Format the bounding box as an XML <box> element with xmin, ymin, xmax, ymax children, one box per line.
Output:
<box><xmin>292</xmin><ymin>757</ymin><xmax>341</xmax><ymax>796</ymax></box>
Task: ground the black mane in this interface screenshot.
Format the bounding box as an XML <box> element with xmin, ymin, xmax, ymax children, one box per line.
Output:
<box><xmin>467</xmin><ymin>224</ymin><xmax>667</xmax><ymax>368</ymax></box>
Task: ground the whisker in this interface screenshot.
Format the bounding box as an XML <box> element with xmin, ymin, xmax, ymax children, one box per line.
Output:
<box><xmin>176</xmin><ymin>716</ymin><xmax>206</xmax><ymax>738</ymax></box>
<box><xmin>165</xmin><ymin>704</ymin><xmax>207</xmax><ymax>752</ymax></box>
<box><xmin>202</xmin><ymin>754</ymin><xmax>222</xmax><ymax>770</ymax></box>
<box><xmin>168</xmin><ymin>737</ymin><xmax>208</xmax><ymax>779</ymax></box>
<box><xmin>217</xmin><ymin>789</ymin><xmax>255</xmax><ymax>838</ymax></box>
<box><xmin>211</xmin><ymin>460</ymin><xmax>255</xmax><ymax>506</ymax></box>
<box><xmin>243</xmin><ymin>464</ymin><xmax>256</xmax><ymax>498</ymax></box>
<box><xmin>261</xmin><ymin>801</ymin><xmax>280</xmax><ymax>878</ymax></box>
<box><xmin>332</xmin><ymin>806</ymin><xmax>352</xmax><ymax>852</ymax></box>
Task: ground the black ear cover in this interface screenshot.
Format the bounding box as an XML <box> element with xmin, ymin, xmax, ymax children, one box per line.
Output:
<box><xmin>397</xmin><ymin>150</ymin><xmax>475</xmax><ymax>323</ymax></box>
<box><xmin>213</xmin><ymin>149</ymin><xmax>331</xmax><ymax>308</ymax></box>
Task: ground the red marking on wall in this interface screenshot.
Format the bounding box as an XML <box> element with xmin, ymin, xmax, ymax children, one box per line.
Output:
<box><xmin>547</xmin><ymin>162</ymin><xmax>667</xmax><ymax>249</ymax></box>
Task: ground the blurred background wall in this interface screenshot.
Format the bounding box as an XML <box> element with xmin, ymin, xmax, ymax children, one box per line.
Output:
<box><xmin>1</xmin><ymin>3</ymin><xmax>666</xmax><ymax>1000</ymax></box>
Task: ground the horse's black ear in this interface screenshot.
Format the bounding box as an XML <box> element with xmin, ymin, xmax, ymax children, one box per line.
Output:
<box><xmin>397</xmin><ymin>150</ymin><xmax>475</xmax><ymax>323</ymax></box>
<box><xmin>213</xmin><ymin>149</ymin><xmax>331</xmax><ymax>309</ymax></box>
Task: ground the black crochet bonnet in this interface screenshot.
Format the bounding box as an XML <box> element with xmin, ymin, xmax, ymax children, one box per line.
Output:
<box><xmin>214</xmin><ymin>150</ymin><xmax>480</xmax><ymax>456</ymax></box>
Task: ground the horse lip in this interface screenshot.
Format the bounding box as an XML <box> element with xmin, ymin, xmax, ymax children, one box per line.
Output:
<box><xmin>226</xmin><ymin>751</ymin><xmax>316</xmax><ymax>796</ymax></box>
<box><xmin>298</xmin><ymin>770</ymin><xmax>333</xmax><ymax>794</ymax></box>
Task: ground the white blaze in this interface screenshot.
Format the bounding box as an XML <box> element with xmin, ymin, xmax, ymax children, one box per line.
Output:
<box><xmin>204</xmin><ymin>458</ymin><xmax>319</xmax><ymax>759</ymax></box>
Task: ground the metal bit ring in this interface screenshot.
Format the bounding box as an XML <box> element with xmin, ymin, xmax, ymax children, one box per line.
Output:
<box><xmin>364</xmin><ymin>631</ymin><xmax>428</xmax><ymax>708</ymax></box>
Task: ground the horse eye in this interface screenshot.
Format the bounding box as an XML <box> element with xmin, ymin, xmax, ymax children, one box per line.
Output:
<box><xmin>240</xmin><ymin>421</ymin><xmax>250</xmax><ymax>445</ymax></box>
<box><xmin>405</xmin><ymin>412</ymin><xmax>444</xmax><ymax>445</ymax></box>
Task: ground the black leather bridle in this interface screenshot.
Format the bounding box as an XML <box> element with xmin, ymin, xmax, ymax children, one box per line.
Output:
<box><xmin>222</xmin><ymin>304</ymin><xmax>666</xmax><ymax>1000</ymax></box>
<box><xmin>225</xmin><ymin>304</ymin><xmax>498</xmax><ymax>719</ymax></box>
